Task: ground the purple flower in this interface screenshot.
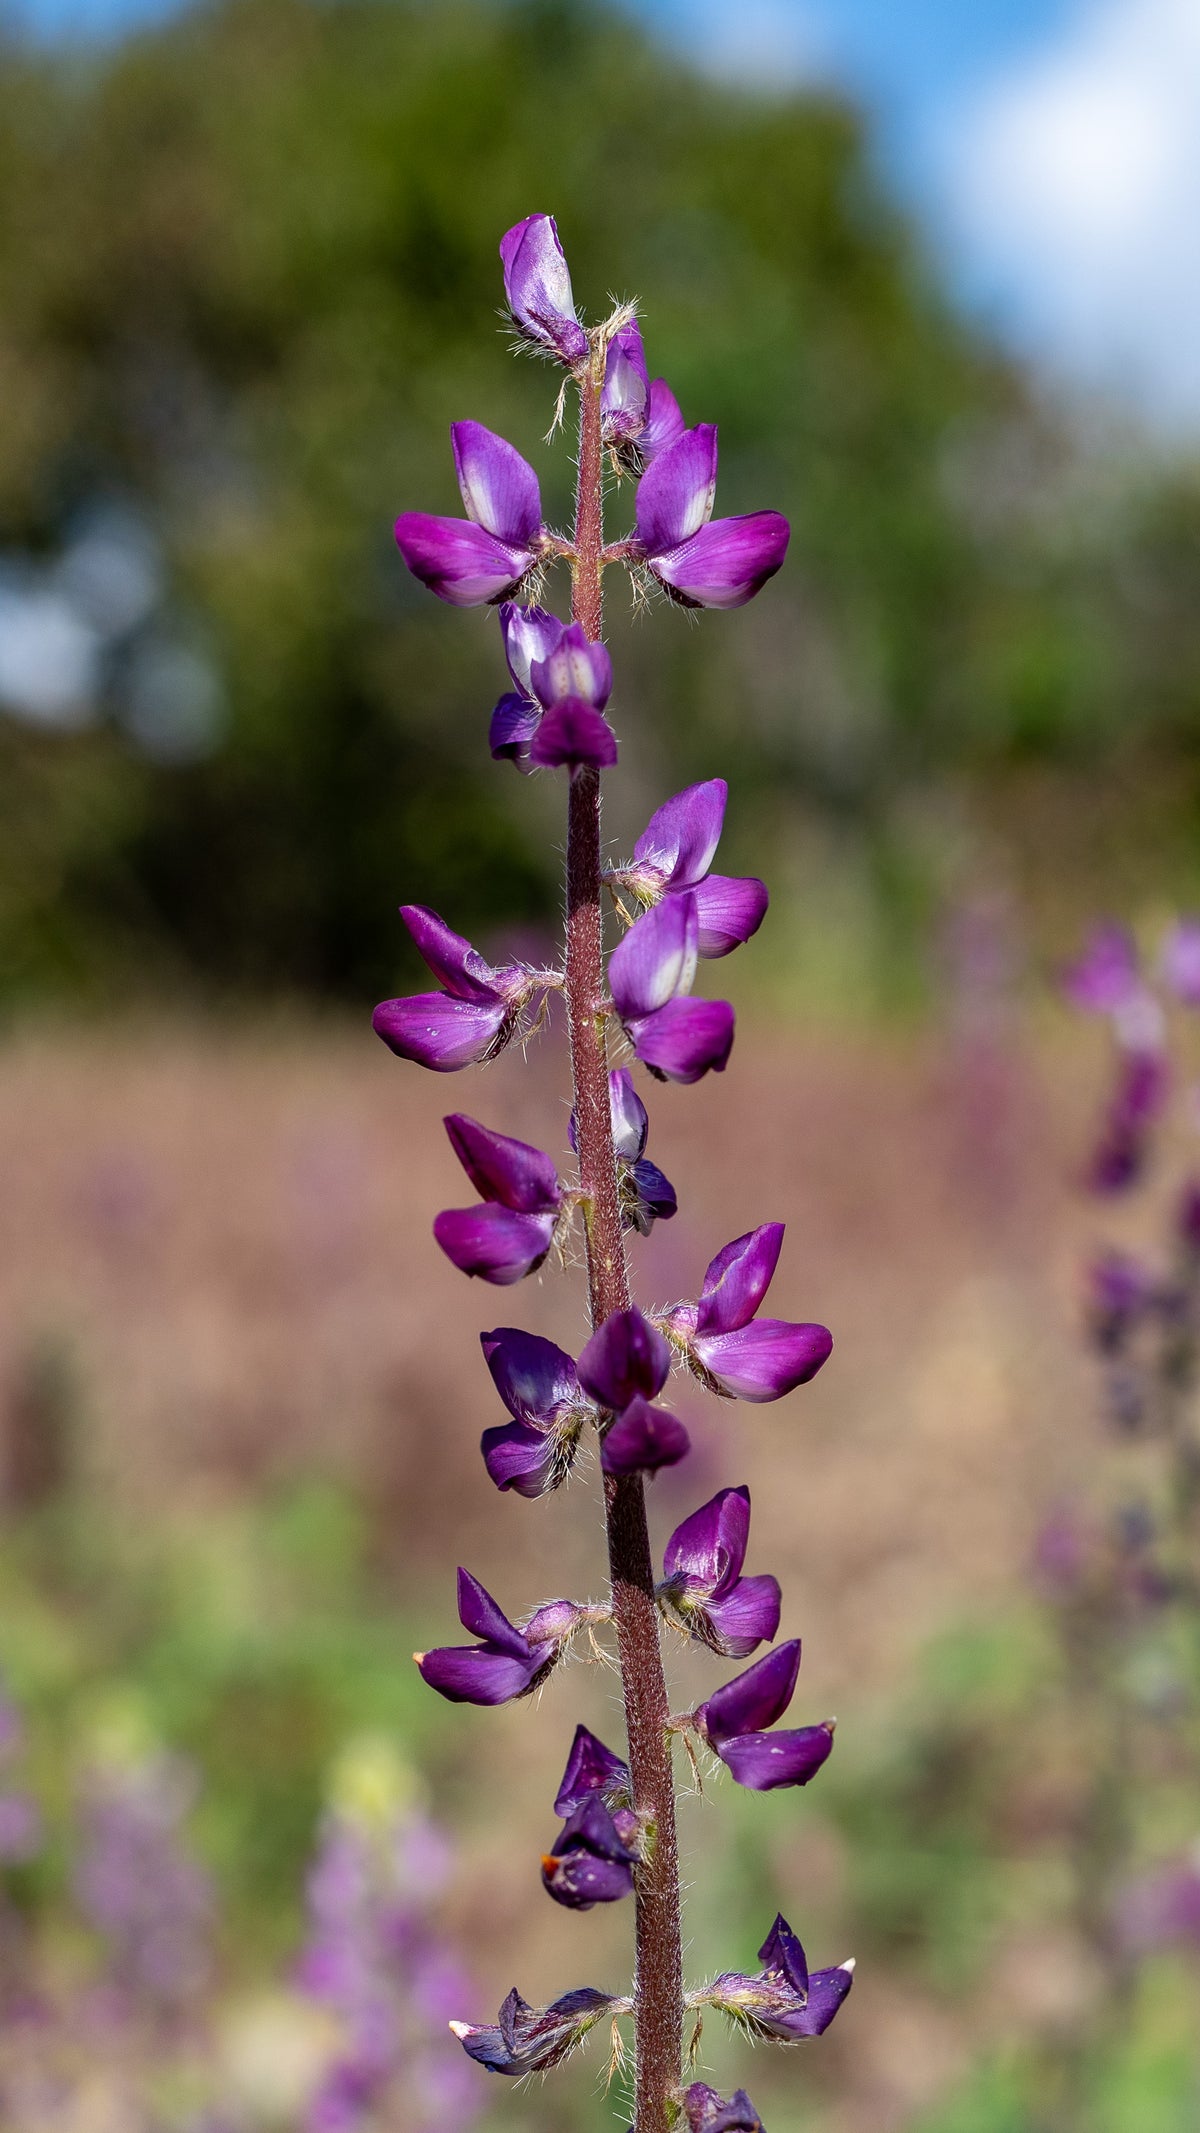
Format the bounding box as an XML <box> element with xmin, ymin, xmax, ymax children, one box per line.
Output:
<box><xmin>699</xmin><ymin>1913</ymin><xmax>853</xmax><ymax>2040</ymax></box>
<box><xmin>1064</xmin><ymin>923</ymin><xmax>1142</xmax><ymax>1015</ymax></box>
<box><xmin>1161</xmin><ymin>918</ymin><xmax>1200</xmax><ymax>1006</ymax></box>
<box><xmin>372</xmin><ymin>905</ymin><xmax>548</xmax><ymax>1073</ymax></box>
<box><xmin>451</xmin><ymin>1984</ymin><xmax>626</xmax><ymax>2076</ymax></box>
<box><xmin>554</xmin><ymin>1725</ymin><xmax>630</xmax><ymax>1817</ymax></box>
<box><xmin>478</xmin><ymin>1327</ymin><xmax>595</xmax><ymax>1497</ymax></box>
<box><xmin>694</xmin><ymin>1641</ymin><xmax>835</xmax><ymax>1791</ymax></box>
<box><xmin>685</xmin><ymin>2085</ymin><xmax>766</xmax><ymax>2132</ymax></box>
<box><xmin>395</xmin><ymin>423</ymin><xmax>545</xmax><ymax>606</ymax></box>
<box><xmin>1088</xmin><ymin>1045</ymin><xmax>1168</xmax><ymax>1194</ymax></box>
<box><xmin>600</xmin><ymin>321</ymin><xmax>686</xmax><ymax>466</ymax></box>
<box><xmin>416</xmin><ymin>1570</ymin><xmax>582</xmax><ymax>1706</ymax></box>
<box><xmin>658</xmin><ymin>1487</ymin><xmax>781</xmax><ymax>1657</ymax></box>
<box><xmin>541</xmin><ymin>1793</ymin><xmax>637</xmax><ymax>1910</ymax></box>
<box><xmin>489</xmin><ymin>604</ymin><xmax>616</xmax><ymax>771</ymax></box>
<box><xmin>74</xmin><ymin>1752</ymin><xmax>214</xmax><ymax>2015</ymax></box>
<box><xmin>569</xmin><ymin>1068</ymin><xmax>677</xmax><ymax>1235</ymax></box>
<box><xmin>434</xmin><ymin>1115</ymin><xmax>565</xmax><ymax>1285</ymax></box>
<box><xmin>499</xmin><ymin>215</ymin><xmax>589</xmax><ymax>368</ymax></box>
<box><xmin>669</xmin><ymin>1224</ymin><xmax>833</xmax><ymax>1402</ymax></box>
<box><xmin>578</xmin><ymin>1307</ymin><xmax>692</xmax><ymax>1475</ymax></box>
<box><xmin>615</xmin><ymin>778</ymin><xmax>768</xmax><ymax>958</ymax></box>
<box><xmin>1087</xmin><ymin>1248</ymin><xmax>1154</xmax><ymax>1354</ymax></box>
<box><xmin>632</xmin><ymin>426</ymin><xmax>789</xmax><ymax>609</ymax></box>
<box><xmin>609</xmin><ymin>894</ymin><xmax>735</xmax><ymax>1084</ymax></box>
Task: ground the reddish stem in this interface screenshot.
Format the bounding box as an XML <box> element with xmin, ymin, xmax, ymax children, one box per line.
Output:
<box><xmin>564</xmin><ymin>348</ymin><xmax>683</xmax><ymax>2131</ymax></box>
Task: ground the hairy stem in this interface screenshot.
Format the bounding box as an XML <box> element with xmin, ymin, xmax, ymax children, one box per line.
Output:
<box><xmin>564</xmin><ymin>348</ymin><xmax>683</xmax><ymax>2132</ymax></box>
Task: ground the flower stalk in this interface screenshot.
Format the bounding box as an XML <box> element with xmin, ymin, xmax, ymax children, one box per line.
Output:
<box><xmin>381</xmin><ymin>213</ymin><xmax>850</xmax><ymax>2132</ymax></box>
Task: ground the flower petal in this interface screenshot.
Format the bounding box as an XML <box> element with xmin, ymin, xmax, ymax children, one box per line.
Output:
<box><xmin>717</xmin><ymin>1722</ymin><xmax>835</xmax><ymax>1791</ymax></box>
<box><xmin>489</xmin><ymin>690</ymin><xmax>541</xmax><ymax>769</ymax></box>
<box><xmin>703</xmin><ymin>1576</ymin><xmax>782</xmax><ymax>1657</ymax></box>
<box><xmin>499</xmin><ymin>214</ymin><xmax>589</xmax><ymax>367</ymax></box>
<box><xmin>578</xmin><ymin>1308</ymin><xmax>672</xmax><ymax>1409</ymax></box>
<box><xmin>434</xmin><ymin>1204</ymin><xmax>557</xmax><ymax>1284</ymax></box>
<box><xmin>372</xmin><ymin>994</ymin><xmax>508</xmax><ymax>1072</ymax></box>
<box><xmin>650</xmin><ymin>512</ymin><xmax>789</xmax><ymax>610</ymax></box>
<box><xmin>609</xmin><ymin>1068</ymin><xmax>649</xmax><ymax>1159</ymax></box>
<box><xmin>530</xmin><ymin>622</ymin><xmax>613</xmax><ymax>711</ymax></box>
<box><xmin>499</xmin><ymin>601</ymin><xmax>565</xmax><ymax>694</ymax></box>
<box><xmin>417</xmin><ymin>1642</ymin><xmax>544</xmax><ymax>1705</ymax></box>
<box><xmin>635</xmin><ymin>425</ymin><xmax>718</xmax><ymax>554</ymax></box>
<box><xmin>1064</xmin><ymin>923</ymin><xmax>1141</xmax><ymax>1013</ymax></box>
<box><xmin>698</xmin><ymin>1639</ymin><xmax>801</xmax><ymax>1745</ymax></box>
<box><xmin>451</xmin><ymin>422</ymin><xmax>542</xmax><ymax>547</ymax></box>
<box><xmin>529</xmin><ymin>699</ymin><xmax>618</xmax><ymax>771</ymax></box>
<box><xmin>394</xmin><ymin>512</ymin><xmax>533</xmax><ymax>606</ymax></box>
<box><xmin>443</xmin><ymin>1114</ymin><xmax>561</xmax><ymax>1213</ymax></box>
<box><xmin>757</xmin><ymin>1913</ymin><xmax>809</xmax><ymax>1997</ymax></box>
<box><xmin>633</xmin><ymin>780</ymin><xmax>728</xmax><ymax>889</ymax></box>
<box><xmin>480</xmin><ymin>1418</ymin><xmax>558</xmax><ymax>1497</ymax></box>
<box><xmin>481</xmin><ymin>1327</ymin><xmax>583</xmax><ymax>1425</ymax></box>
<box><xmin>693</xmin><ymin>874</ymin><xmax>769</xmax><ymax>957</ymax></box>
<box><xmin>642</xmin><ymin>379</ymin><xmax>686</xmax><ymax>464</ymax></box>
<box><xmin>609</xmin><ymin>894</ymin><xmax>699</xmax><ymax>1020</ymax></box>
<box><xmin>456</xmin><ymin>1567</ymin><xmax>529</xmax><ymax>1654</ymax></box>
<box><xmin>600</xmin><ymin>1397</ymin><xmax>690</xmax><ymax>1475</ymax></box>
<box><xmin>554</xmin><ymin>1726</ymin><xmax>630</xmax><ymax>1817</ymax></box>
<box><xmin>695</xmin><ymin>1319</ymin><xmax>833</xmax><ymax>1400</ymax></box>
<box><xmin>602</xmin><ymin>321</ymin><xmax>649</xmax><ymax>442</ymax></box>
<box><xmin>399</xmin><ymin>904</ymin><xmax>499</xmax><ymax>998</ymax></box>
<box><xmin>698</xmin><ymin>1225</ymin><xmax>784</xmax><ymax>1337</ymax></box>
<box><xmin>663</xmin><ymin>1486</ymin><xmax>751</xmax><ymax>1589</ymax></box>
<box><xmin>764</xmin><ymin>1962</ymin><xmax>853</xmax><ymax>2037</ymax></box>
<box><xmin>628</xmin><ymin>997</ymin><xmax>734</xmax><ymax>1084</ymax></box>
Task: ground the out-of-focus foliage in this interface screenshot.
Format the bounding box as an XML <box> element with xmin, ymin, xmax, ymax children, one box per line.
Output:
<box><xmin>4</xmin><ymin>0</ymin><xmax>1200</xmax><ymax>1006</ymax></box>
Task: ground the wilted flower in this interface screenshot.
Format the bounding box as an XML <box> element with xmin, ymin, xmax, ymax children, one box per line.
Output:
<box><xmin>695</xmin><ymin>1912</ymin><xmax>853</xmax><ymax>2040</ymax></box>
<box><xmin>684</xmin><ymin>2082</ymin><xmax>767</xmax><ymax>2131</ymax></box>
<box><xmin>451</xmin><ymin>1984</ymin><xmax>628</xmax><ymax>2075</ymax></box>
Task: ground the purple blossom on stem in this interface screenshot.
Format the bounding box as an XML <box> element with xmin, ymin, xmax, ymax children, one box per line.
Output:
<box><xmin>684</xmin><ymin>2083</ymin><xmax>767</xmax><ymax>2131</ymax></box>
<box><xmin>600</xmin><ymin>321</ymin><xmax>685</xmax><ymax>466</ymax></box>
<box><xmin>658</xmin><ymin>1487</ymin><xmax>781</xmax><ymax>1656</ymax></box>
<box><xmin>490</xmin><ymin>604</ymin><xmax>616</xmax><ymax>771</ymax></box>
<box><xmin>570</xmin><ymin>1067</ymin><xmax>678</xmax><ymax>1235</ymax></box>
<box><xmin>372</xmin><ymin>905</ymin><xmax>550</xmax><ymax>1073</ymax></box>
<box><xmin>631</xmin><ymin>426</ymin><xmax>789</xmax><ymax>610</ymax></box>
<box><xmin>434</xmin><ymin>1115</ymin><xmax>565</xmax><ymax>1284</ymax></box>
<box><xmin>416</xmin><ymin>1570</ymin><xmax>589</xmax><ymax>1706</ymax></box>
<box><xmin>609</xmin><ymin>893</ymin><xmax>735</xmax><ymax>1084</ymax></box>
<box><xmin>499</xmin><ymin>215</ymin><xmax>589</xmax><ymax>368</ymax></box>
<box><xmin>554</xmin><ymin>1725</ymin><xmax>631</xmax><ymax>1817</ymax></box>
<box><xmin>613</xmin><ymin>779</ymin><xmax>769</xmax><ymax>959</ymax></box>
<box><xmin>695</xmin><ymin>1913</ymin><xmax>853</xmax><ymax>2040</ymax></box>
<box><xmin>478</xmin><ymin>1327</ymin><xmax>595</xmax><ymax>1496</ymax></box>
<box><xmin>667</xmin><ymin>1223</ymin><xmax>833</xmax><ymax>1401</ymax></box>
<box><xmin>395</xmin><ymin>423</ymin><xmax>546</xmax><ymax>606</ymax></box>
<box><xmin>1064</xmin><ymin>923</ymin><xmax>1143</xmax><ymax>1015</ymax></box>
<box><xmin>693</xmin><ymin>1641</ymin><xmax>835</xmax><ymax>1791</ymax></box>
<box><xmin>450</xmin><ymin>1984</ymin><xmax>628</xmax><ymax>2076</ymax></box>
<box><xmin>578</xmin><ymin>1306</ymin><xmax>691</xmax><ymax>1474</ymax></box>
<box><xmin>541</xmin><ymin>1726</ymin><xmax>637</xmax><ymax>1911</ymax></box>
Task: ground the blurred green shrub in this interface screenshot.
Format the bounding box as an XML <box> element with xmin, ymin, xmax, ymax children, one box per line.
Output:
<box><xmin>4</xmin><ymin>0</ymin><xmax>1200</xmax><ymax>1007</ymax></box>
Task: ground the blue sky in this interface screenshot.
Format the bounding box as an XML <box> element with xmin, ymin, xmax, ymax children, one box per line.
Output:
<box><xmin>9</xmin><ymin>0</ymin><xmax>1200</xmax><ymax>434</ymax></box>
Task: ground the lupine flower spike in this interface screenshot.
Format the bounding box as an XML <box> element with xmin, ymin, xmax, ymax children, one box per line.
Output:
<box><xmin>382</xmin><ymin>215</ymin><xmax>850</xmax><ymax>2133</ymax></box>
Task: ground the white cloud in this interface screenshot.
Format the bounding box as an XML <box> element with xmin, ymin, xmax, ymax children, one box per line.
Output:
<box><xmin>943</xmin><ymin>0</ymin><xmax>1200</xmax><ymax>430</ymax></box>
<box><xmin>642</xmin><ymin>0</ymin><xmax>831</xmax><ymax>94</ymax></box>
